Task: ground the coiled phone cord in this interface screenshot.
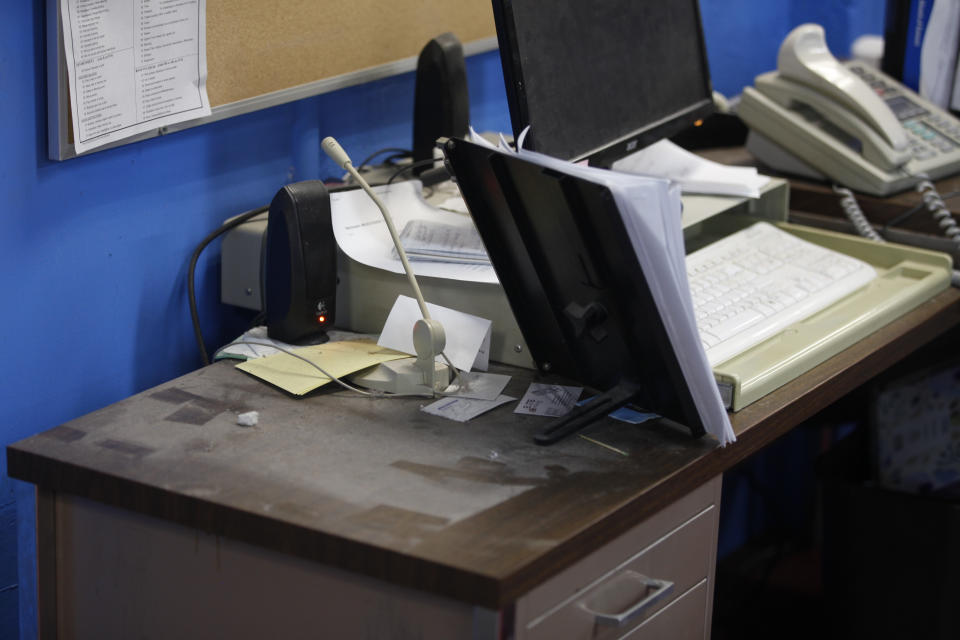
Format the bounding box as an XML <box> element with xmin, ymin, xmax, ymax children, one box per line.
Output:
<box><xmin>914</xmin><ymin>173</ymin><xmax>960</xmax><ymax>245</ymax></box>
<box><xmin>832</xmin><ymin>185</ymin><xmax>885</xmax><ymax>242</ymax></box>
<box><xmin>914</xmin><ymin>175</ymin><xmax>960</xmax><ymax>287</ymax></box>
<box><xmin>833</xmin><ymin>182</ymin><xmax>960</xmax><ymax>287</ymax></box>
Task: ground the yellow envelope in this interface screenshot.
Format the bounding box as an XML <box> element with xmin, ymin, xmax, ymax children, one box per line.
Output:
<box><xmin>236</xmin><ymin>340</ymin><xmax>409</xmax><ymax>395</ymax></box>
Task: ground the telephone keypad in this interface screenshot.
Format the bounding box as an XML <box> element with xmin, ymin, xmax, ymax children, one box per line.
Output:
<box><xmin>849</xmin><ymin>63</ymin><xmax>960</xmax><ymax>158</ymax></box>
<box><xmin>902</xmin><ymin>118</ymin><xmax>957</xmax><ymax>159</ymax></box>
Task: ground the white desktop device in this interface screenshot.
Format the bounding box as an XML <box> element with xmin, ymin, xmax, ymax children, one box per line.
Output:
<box><xmin>739</xmin><ymin>24</ymin><xmax>960</xmax><ymax>197</ymax></box>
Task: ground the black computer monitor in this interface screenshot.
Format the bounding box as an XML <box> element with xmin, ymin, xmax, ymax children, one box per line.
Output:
<box><xmin>492</xmin><ymin>0</ymin><xmax>715</xmax><ymax>166</ymax></box>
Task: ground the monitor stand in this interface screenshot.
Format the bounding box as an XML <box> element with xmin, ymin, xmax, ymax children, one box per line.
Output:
<box><xmin>534</xmin><ymin>379</ymin><xmax>639</xmax><ymax>445</ymax></box>
<box><xmin>534</xmin><ymin>378</ymin><xmax>708</xmax><ymax>446</ymax></box>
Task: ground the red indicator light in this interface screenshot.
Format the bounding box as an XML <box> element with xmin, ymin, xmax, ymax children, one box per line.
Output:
<box><xmin>317</xmin><ymin>315</ymin><xmax>327</xmax><ymax>324</ymax></box>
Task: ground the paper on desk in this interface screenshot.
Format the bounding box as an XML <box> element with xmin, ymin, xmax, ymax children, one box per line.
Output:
<box><xmin>59</xmin><ymin>0</ymin><xmax>211</xmax><ymax>153</ymax></box>
<box><xmin>514</xmin><ymin>383</ymin><xmax>583</xmax><ymax>417</ymax></box>
<box><xmin>444</xmin><ymin>372</ymin><xmax>511</xmax><ymax>401</ymax></box>
<box><xmin>236</xmin><ymin>340</ymin><xmax>409</xmax><ymax>396</ymax></box>
<box><xmin>379</xmin><ymin>295</ymin><xmax>492</xmax><ymax>372</ymax></box>
<box><xmin>610</xmin><ymin>406</ymin><xmax>658</xmax><ymax>425</ymax></box>
<box><xmin>216</xmin><ymin>326</ymin><xmax>289</xmax><ymax>360</ymax></box>
<box><xmin>215</xmin><ymin>327</ymin><xmax>380</xmax><ymax>361</ymax></box>
<box><xmin>330</xmin><ymin>181</ymin><xmax>497</xmax><ymax>284</ymax></box>
<box><xmin>421</xmin><ymin>395</ymin><xmax>515</xmax><ymax>422</ymax></box>
<box><xmin>577</xmin><ymin>396</ymin><xmax>659</xmax><ymax>425</ymax></box>
<box><xmin>611</xmin><ymin>139</ymin><xmax>768</xmax><ymax>198</ymax></box>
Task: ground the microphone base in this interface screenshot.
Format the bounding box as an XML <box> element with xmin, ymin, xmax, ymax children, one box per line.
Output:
<box><xmin>349</xmin><ymin>358</ymin><xmax>451</xmax><ymax>396</ymax></box>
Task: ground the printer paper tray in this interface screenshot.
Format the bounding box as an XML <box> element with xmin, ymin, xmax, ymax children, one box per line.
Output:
<box><xmin>713</xmin><ymin>222</ymin><xmax>953</xmax><ymax>411</ymax></box>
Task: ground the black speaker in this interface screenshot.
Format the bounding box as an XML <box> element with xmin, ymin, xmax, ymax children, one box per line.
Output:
<box><xmin>412</xmin><ymin>32</ymin><xmax>470</xmax><ymax>173</ymax></box>
<box><xmin>264</xmin><ymin>180</ymin><xmax>336</xmax><ymax>344</ymax></box>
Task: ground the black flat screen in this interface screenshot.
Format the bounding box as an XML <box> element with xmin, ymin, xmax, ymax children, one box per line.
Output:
<box><xmin>493</xmin><ymin>0</ymin><xmax>715</xmax><ymax>166</ymax></box>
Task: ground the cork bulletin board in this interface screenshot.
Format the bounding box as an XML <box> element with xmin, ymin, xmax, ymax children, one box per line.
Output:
<box><xmin>48</xmin><ymin>0</ymin><xmax>497</xmax><ymax>159</ymax></box>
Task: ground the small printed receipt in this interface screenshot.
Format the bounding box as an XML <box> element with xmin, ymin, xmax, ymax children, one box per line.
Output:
<box><xmin>421</xmin><ymin>395</ymin><xmax>515</xmax><ymax>423</ymax></box>
<box><xmin>514</xmin><ymin>383</ymin><xmax>582</xmax><ymax>417</ymax></box>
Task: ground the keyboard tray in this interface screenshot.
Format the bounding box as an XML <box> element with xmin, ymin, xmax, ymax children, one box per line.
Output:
<box><xmin>711</xmin><ymin>222</ymin><xmax>952</xmax><ymax>411</ymax></box>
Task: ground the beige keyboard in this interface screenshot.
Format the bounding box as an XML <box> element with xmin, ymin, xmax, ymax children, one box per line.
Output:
<box><xmin>687</xmin><ymin>222</ymin><xmax>877</xmax><ymax>366</ymax></box>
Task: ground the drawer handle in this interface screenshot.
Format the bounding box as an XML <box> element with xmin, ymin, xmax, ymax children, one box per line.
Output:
<box><xmin>580</xmin><ymin>570</ymin><xmax>675</xmax><ymax>627</ymax></box>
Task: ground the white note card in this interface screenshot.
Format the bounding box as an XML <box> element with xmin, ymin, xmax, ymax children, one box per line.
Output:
<box><xmin>378</xmin><ymin>295</ymin><xmax>492</xmax><ymax>372</ymax></box>
<box><xmin>514</xmin><ymin>383</ymin><xmax>583</xmax><ymax>417</ymax></box>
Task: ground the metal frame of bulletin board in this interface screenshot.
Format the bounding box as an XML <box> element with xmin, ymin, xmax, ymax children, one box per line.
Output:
<box><xmin>46</xmin><ymin>0</ymin><xmax>498</xmax><ymax>160</ymax></box>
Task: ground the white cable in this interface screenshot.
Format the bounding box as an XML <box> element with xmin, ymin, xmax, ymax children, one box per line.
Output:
<box><xmin>832</xmin><ymin>184</ymin><xmax>885</xmax><ymax>242</ymax></box>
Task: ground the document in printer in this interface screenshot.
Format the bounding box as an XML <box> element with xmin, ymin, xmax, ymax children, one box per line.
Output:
<box><xmin>493</xmin><ymin>143</ymin><xmax>736</xmax><ymax>445</ymax></box>
<box><xmin>60</xmin><ymin>0</ymin><xmax>211</xmax><ymax>153</ymax></box>
<box><xmin>394</xmin><ymin>219</ymin><xmax>491</xmax><ymax>265</ymax></box>
<box><xmin>611</xmin><ymin>139</ymin><xmax>769</xmax><ymax>198</ymax></box>
<box><xmin>330</xmin><ymin>181</ymin><xmax>498</xmax><ymax>284</ymax></box>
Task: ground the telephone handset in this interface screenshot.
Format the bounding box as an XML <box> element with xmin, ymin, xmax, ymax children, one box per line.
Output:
<box><xmin>739</xmin><ymin>24</ymin><xmax>960</xmax><ymax>196</ymax></box>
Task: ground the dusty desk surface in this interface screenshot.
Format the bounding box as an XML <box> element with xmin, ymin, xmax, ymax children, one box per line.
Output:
<box><xmin>7</xmin><ymin>287</ymin><xmax>960</xmax><ymax>608</ymax></box>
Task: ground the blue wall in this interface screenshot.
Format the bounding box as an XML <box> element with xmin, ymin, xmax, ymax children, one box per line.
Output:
<box><xmin>1</xmin><ymin>2</ymin><xmax>882</xmax><ymax>637</ymax></box>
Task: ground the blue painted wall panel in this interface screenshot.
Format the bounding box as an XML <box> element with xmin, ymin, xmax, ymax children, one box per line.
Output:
<box><xmin>1</xmin><ymin>1</ymin><xmax>883</xmax><ymax>638</ymax></box>
<box><xmin>0</xmin><ymin>503</ymin><xmax>16</xmax><ymax>588</ymax></box>
<box><xmin>702</xmin><ymin>0</ymin><xmax>885</xmax><ymax>97</ymax></box>
<box><xmin>0</xmin><ymin>588</ymin><xmax>18</xmax><ymax>640</ymax></box>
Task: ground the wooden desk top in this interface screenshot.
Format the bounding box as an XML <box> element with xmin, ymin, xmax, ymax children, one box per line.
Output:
<box><xmin>7</xmin><ymin>287</ymin><xmax>960</xmax><ymax>609</ymax></box>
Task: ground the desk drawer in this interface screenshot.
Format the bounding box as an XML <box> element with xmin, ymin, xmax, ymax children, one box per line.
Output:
<box><xmin>516</xmin><ymin>476</ymin><xmax>721</xmax><ymax>640</ymax></box>
<box><xmin>621</xmin><ymin>579</ymin><xmax>709</xmax><ymax>640</ymax></box>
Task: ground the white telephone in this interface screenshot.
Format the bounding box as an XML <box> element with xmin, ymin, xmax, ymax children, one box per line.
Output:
<box><xmin>739</xmin><ymin>24</ymin><xmax>960</xmax><ymax>196</ymax></box>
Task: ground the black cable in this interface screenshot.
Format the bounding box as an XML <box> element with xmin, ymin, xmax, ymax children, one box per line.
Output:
<box><xmin>248</xmin><ymin>310</ymin><xmax>266</xmax><ymax>331</ymax></box>
<box><xmin>189</xmin><ymin>205</ymin><xmax>268</xmax><ymax>366</ymax></box>
<box><xmin>836</xmin><ymin>180</ymin><xmax>960</xmax><ymax>287</ymax></box>
<box><xmin>386</xmin><ymin>158</ymin><xmax>440</xmax><ymax>185</ymax></box>
<box><xmin>380</xmin><ymin>152</ymin><xmax>414</xmax><ymax>166</ymax></box>
<box><xmin>883</xmin><ymin>190</ymin><xmax>960</xmax><ymax>232</ymax></box>
<box><xmin>356</xmin><ymin>147</ymin><xmax>412</xmax><ymax>170</ymax></box>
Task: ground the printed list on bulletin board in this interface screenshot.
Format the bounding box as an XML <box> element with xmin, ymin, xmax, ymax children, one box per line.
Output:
<box><xmin>60</xmin><ymin>0</ymin><xmax>212</xmax><ymax>153</ymax></box>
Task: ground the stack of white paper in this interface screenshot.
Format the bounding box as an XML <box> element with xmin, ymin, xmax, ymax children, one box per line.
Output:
<box><xmin>472</xmin><ymin>134</ymin><xmax>736</xmax><ymax>446</ymax></box>
<box><xmin>611</xmin><ymin>139</ymin><xmax>769</xmax><ymax>198</ymax></box>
